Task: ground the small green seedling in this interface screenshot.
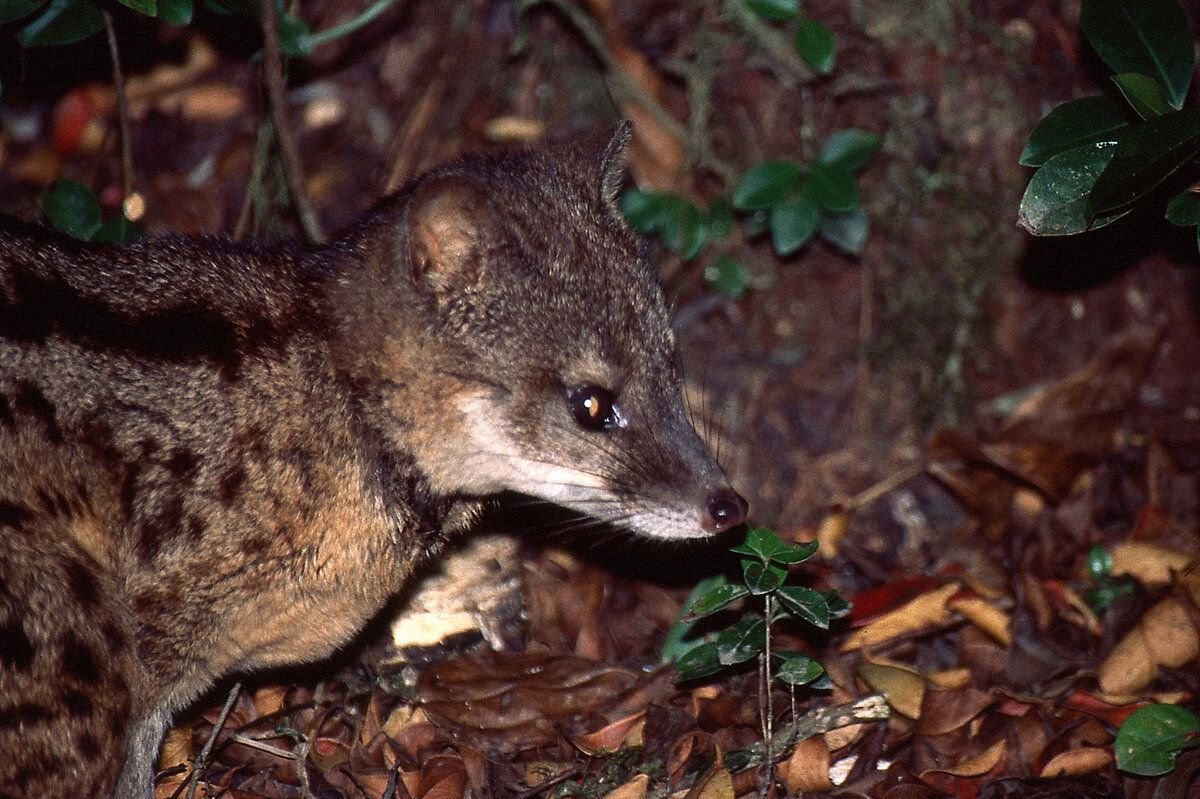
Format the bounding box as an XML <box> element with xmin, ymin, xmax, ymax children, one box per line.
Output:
<box><xmin>40</xmin><ymin>180</ymin><xmax>139</xmax><ymax>243</ymax></box>
<box><xmin>663</xmin><ymin>526</ymin><xmax>848</xmax><ymax>686</ymax></box>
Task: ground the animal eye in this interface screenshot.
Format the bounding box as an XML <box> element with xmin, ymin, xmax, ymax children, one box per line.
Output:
<box><xmin>565</xmin><ymin>385</ymin><xmax>623</xmax><ymax>431</ymax></box>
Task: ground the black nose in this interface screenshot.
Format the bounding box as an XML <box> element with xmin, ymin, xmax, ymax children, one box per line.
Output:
<box><xmin>705</xmin><ymin>488</ymin><xmax>748</xmax><ymax>533</ymax></box>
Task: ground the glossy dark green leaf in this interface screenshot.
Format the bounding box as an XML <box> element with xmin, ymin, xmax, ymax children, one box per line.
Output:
<box><xmin>158</xmin><ymin>0</ymin><xmax>192</xmax><ymax>24</ymax></box>
<box><xmin>685</xmin><ymin>578</ymin><xmax>750</xmax><ymax>620</ymax></box>
<box><xmin>1017</xmin><ymin>141</ymin><xmax>1126</xmax><ymax>235</ymax></box>
<box><xmin>1166</xmin><ymin>190</ymin><xmax>1200</xmax><ymax>226</ymax></box>
<box><xmin>819</xmin><ymin>128</ymin><xmax>880</xmax><ymax>172</ymax></box>
<box><xmin>819</xmin><ymin>207</ymin><xmax>869</xmax><ymax>254</ymax></box>
<box><xmin>1081</xmin><ymin>0</ymin><xmax>1193</xmax><ymax>110</ymax></box>
<box><xmin>773</xmin><ymin>652</ymin><xmax>825</xmax><ymax>686</ymax></box>
<box><xmin>704</xmin><ymin>255</ymin><xmax>749</xmax><ymax>298</ymax></box>
<box><xmin>745</xmin><ymin>0</ymin><xmax>797</xmax><ymax>21</ymax></box>
<box><xmin>731</xmin><ymin>527</ymin><xmax>817</xmax><ymax>565</ymax></box>
<box><xmin>805</xmin><ymin>162</ymin><xmax>858</xmax><ymax>211</ymax></box>
<box><xmin>742</xmin><ymin>561</ymin><xmax>786</xmax><ymax>595</ymax></box>
<box><xmin>1112</xmin><ymin>73</ymin><xmax>1171</xmax><ymax>119</ymax></box>
<box><xmin>776</xmin><ymin>585</ymin><xmax>830</xmax><ymax>628</ymax></box>
<box><xmin>40</xmin><ymin>179</ymin><xmax>101</xmax><ymax>240</ymax></box>
<box><xmin>1020</xmin><ymin>96</ymin><xmax>1130</xmax><ymax>167</ymax></box>
<box><xmin>794</xmin><ymin>18</ymin><xmax>835</xmax><ymax>75</ymax></box>
<box><xmin>1089</xmin><ymin>108</ymin><xmax>1200</xmax><ymax>215</ymax></box>
<box><xmin>732</xmin><ymin>161</ymin><xmax>803</xmax><ymax>210</ymax></box>
<box><xmin>770</xmin><ymin>197</ymin><xmax>819</xmax><ymax>256</ymax></box>
<box><xmin>673</xmin><ymin>641</ymin><xmax>725</xmax><ymax>681</ymax></box>
<box><xmin>1115</xmin><ymin>704</ymin><xmax>1200</xmax><ymax>776</ymax></box>
<box><xmin>118</xmin><ymin>0</ymin><xmax>155</xmax><ymax>15</ymax></box>
<box><xmin>0</xmin><ymin>0</ymin><xmax>44</xmax><ymax>24</ymax></box>
<box><xmin>716</xmin><ymin>615</ymin><xmax>766</xmax><ymax>665</ymax></box>
<box><xmin>20</xmin><ymin>0</ymin><xmax>103</xmax><ymax>46</ymax></box>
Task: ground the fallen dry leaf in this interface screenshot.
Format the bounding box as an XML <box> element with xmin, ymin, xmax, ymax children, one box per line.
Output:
<box><xmin>782</xmin><ymin>735</ymin><xmax>833</xmax><ymax>793</ymax></box>
<box><xmin>419</xmin><ymin>650</ymin><xmax>644</xmax><ymax>751</ymax></box>
<box><xmin>859</xmin><ymin>657</ymin><xmax>926</xmax><ymax>719</ymax></box>
<box><xmin>1039</xmin><ymin>745</ymin><xmax>1112</xmax><ymax>778</ymax></box>
<box><xmin>603</xmin><ymin>773</ymin><xmax>650</xmax><ymax>799</ymax></box>
<box><xmin>842</xmin><ymin>582</ymin><xmax>961</xmax><ymax>651</ymax></box>
<box><xmin>1098</xmin><ymin>573</ymin><xmax>1200</xmax><ymax>695</ymax></box>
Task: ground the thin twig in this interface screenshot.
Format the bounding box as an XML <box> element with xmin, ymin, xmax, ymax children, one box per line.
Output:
<box><xmin>260</xmin><ymin>0</ymin><xmax>325</xmax><ymax>244</ymax></box>
<box><xmin>186</xmin><ymin>682</ymin><xmax>242</xmax><ymax>799</ymax></box>
<box><xmin>717</xmin><ymin>0</ymin><xmax>812</xmax><ymax>84</ymax></box>
<box><xmin>101</xmin><ymin>10</ymin><xmax>134</xmax><ymax>203</ymax></box>
<box><xmin>302</xmin><ymin>0</ymin><xmax>405</xmax><ymax>50</ymax></box>
<box><xmin>740</xmin><ymin>693</ymin><xmax>891</xmax><ymax>771</ymax></box>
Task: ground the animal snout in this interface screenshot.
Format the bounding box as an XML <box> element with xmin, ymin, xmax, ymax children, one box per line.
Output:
<box><xmin>704</xmin><ymin>487</ymin><xmax>748</xmax><ymax>533</ymax></box>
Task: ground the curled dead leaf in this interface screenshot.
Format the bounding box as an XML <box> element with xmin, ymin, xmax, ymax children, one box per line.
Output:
<box><xmin>1098</xmin><ymin>574</ymin><xmax>1200</xmax><ymax>694</ymax></box>
<box><xmin>949</xmin><ymin>596</ymin><xmax>1011</xmax><ymax>646</ymax></box>
<box><xmin>841</xmin><ymin>582</ymin><xmax>961</xmax><ymax>651</ymax></box>
<box><xmin>603</xmin><ymin>773</ymin><xmax>649</xmax><ymax>799</ymax></box>
<box><xmin>782</xmin><ymin>735</ymin><xmax>832</xmax><ymax>793</ymax></box>
<box><xmin>1039</xmin><ymin>746</ymin><xmax>1112</xmax><ymax>778</ymax></box>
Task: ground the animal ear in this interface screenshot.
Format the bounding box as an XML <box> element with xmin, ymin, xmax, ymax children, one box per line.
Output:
<box><xmin>406</xmin><ymin>175</ymin><xmax>496</xmax><ymax>299</ymax></box>
<box><xmin>596</xmin><ymin>121</ymin><xmax>632</xmax><ymax>205</ymax></box>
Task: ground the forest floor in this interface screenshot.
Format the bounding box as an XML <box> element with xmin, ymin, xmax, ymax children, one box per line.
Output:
<box><xmin>1</xmin><ymin>0</ymin><xmax>1198</xmax><ymax>796</ymax></box>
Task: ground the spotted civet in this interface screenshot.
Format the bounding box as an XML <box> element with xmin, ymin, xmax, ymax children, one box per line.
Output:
<box><xmin>0</xmin><ymin>125</ymin><xmax>747</xmax><ymax>798</ymax></box>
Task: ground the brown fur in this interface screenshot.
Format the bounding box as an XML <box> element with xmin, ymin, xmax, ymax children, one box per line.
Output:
<box><xmin>0</xmin><ymin>126</ymin><xmax>744</xmax><ymax>798</ymax></box>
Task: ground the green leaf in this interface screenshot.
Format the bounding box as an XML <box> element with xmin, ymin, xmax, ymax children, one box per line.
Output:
<box><xmin>770</xmin><ymin>197</ymin><xmax>819</xmax><ymax>256</ymax></box>
<box><xmin>1081</xmin><ymin>0</ymin><xmax>1193</xmax><ymax>110</ymax></box>
<box><xmin>819</xmin><ymin>128</ymin><xmax>880</xmax><ymax>172</ymax></box>
<box><xmin>20</xmin><ymin>0</ymin><xmax>103</xmax><ymax>46</ymax></box>
<box><xmin>278</xmin><ymin>10</ymin><xmax>313</xmax><ymax>56</ymax></box>
<box><xmin>819</xmin><ymin>207</ymin><xmax>869</xmax><ymax>254</ymax></box>
<box><xmin>685</xmin><ymin>578</ymin><xmax>751</xmax><ymax>620</ymax></box>
<box><xmin>1085</xmin><ymin>545</ymin><xmax>1113</xmax><ymax>580</ymax></box>
<box><xmin>745</xmin><ymin>0</ymin><xmax>797</xmax><ymax>21</ymax></box>
<box><xmin>1020</xmin><ymin>96</ymin><xmax>1131</xmax><ymax>167</ymax></box>
<box><xmin>1115</xmin><ymin>704</ymin><xmax>1200</xmax><ymax>776</ymax></box>
<box><xmin>674</xmin><ymin>641</ymin><xmax>725</xmax><ymax>681</ymax></box>
<box><xmin>92</xmin><ymin>214</ymin><xmax>140</xmax><ymax>244</ymax></box>
<box><xmin>732</xmin><ymin>161</ymin><xmax>803</xmax><ymax>210</ymax></box>
<box><xmin>795</xmin><ymin>18</ymin><xmax>836</xmax><ymax>75</ymax></box>
<box><xmin>705</xmin><ymin>199</ymin><xmax>735</xmax><ymax>239</ymax></box>
<box><xmin>117</xmin><ymin>0</ymin><xmax>155</xmax><ymax>15</ymax></box>
<box><xmin>742</xmin><ymin>561</ymin><xmax>787</xmax><ymax>595</ymax></box>
<box><xmin>0</xmin><ymin>0</ymin><xmax>44</xmax><ymax>25</ymax></box>
<box><xmin>805</xmin><ymin>162</ymin><xmax>858</xmax><ymax>212</ymax></box>
<box><xmin>1166</xmin><ymin>190</ymin><xmax>1200</xmax><ymax>226</ymax></box>
<box><xmin>731</xmin><ymin>527</ymin><xmax>818</xmax><ymax>565</ymax></box>
<box><xmin>773</xmin><ymin>652</ymin><xmax>825</xmax><ymax>686</ymax></box>
<box><xmin>1017</xmin><ymin>141</ymin><xmax>1127</xmax><ymax>235</ymax></box>
<box><xmin>1089</xmin><ymin>109</ymin><xmax>1200</xmax><ymax>215</ymax></box>
<box><xmin>158</xmin><ymin>0</ymin><xmax>192</xmax><ymax>24</ymax></box>
<box><xmin>823</xmin><ymin>590</ymin><xmax>852</xmax><ymax>619</ymax></box>
<box><xmin>202</xmin><ymin>0</ymin><xmax>246</xmax><ymax>13</ymax></box>
<box><xmin>776</xmin><ymin>585</ymin><xmax>831</xmax><ymax>628</ymax></box>
<box><xmin>40</xmin><ymin>180</ymin><xmax>101</xmax><ymax>240</ymax></box>
<box><xmin>1112</xmin><ymin>73</ymin><xmax>1172</xmax><ymax>119</ymax></box>
<box><xmin>704</xmin><ymin>255</ymin><xmax>750</xmax><ymax>298</ymax></box>
<box><xmin>716</xmin><ymin>615</ymin><xmax>766</xmax><ymax>666</ymax></box>
<box><xmin>620</xmin><ymin>189</ymin><xmax>668</xmax><ymax>232</ymax></box>
<box><xmin>660</xmin><ymin>199</ymin><xmax>707</xmax><ymax>260</ymax></box>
